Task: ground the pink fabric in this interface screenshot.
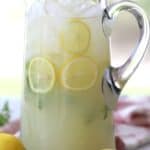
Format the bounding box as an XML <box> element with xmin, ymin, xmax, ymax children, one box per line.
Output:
<box><xmin>0</xmin><ymin>119</ymin><xmax>20</xmax><ymax>135</ymax></box>
<box><xmin>114</xmin><ymin>96</ymin><xmax>150</xmax><ymax>149</ymax></box>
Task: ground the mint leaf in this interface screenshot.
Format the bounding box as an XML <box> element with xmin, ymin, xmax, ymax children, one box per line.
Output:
<box><xmin>103</xmin><ymin>105</ymin><xmax>108</xmax><ymax>120</ymax></box>
<box><xmin>0</xmin><ymin>101</ymin><xmax>10</xmax><ymax>126</ymax></box>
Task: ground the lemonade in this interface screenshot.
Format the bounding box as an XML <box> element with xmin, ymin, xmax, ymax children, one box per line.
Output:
<box><xmin>21</xmin><ymin>0</ymin><xmax>115</xmax><ymax>149</ymax></box>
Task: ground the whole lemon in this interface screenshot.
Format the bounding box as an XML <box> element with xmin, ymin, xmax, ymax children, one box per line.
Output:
<box><xmin>0</xmin><ymin>133</ymin><xmax>25</xmax><ymax>150</ymax></box>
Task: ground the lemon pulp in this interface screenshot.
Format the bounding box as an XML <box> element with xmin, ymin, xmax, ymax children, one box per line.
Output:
<box><xmin>28</xmin><ymin>57</ymin><xmax>56</xmax><ymax>94</ymax></box>
<box><xmin>60</xmin><ymin>19</ymin><xmax>90</xmax><ymax>54</ymax></box>
<box><xmin>61</xmin><ymin>56</ymin><xmax>98</xmax><ymax>91</ymax></box>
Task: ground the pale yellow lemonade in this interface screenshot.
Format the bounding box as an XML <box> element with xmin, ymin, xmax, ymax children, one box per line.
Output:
<box><xmin>21</xmin><ymin>1</ymin><xmax>115</xmax><ymax>150</ymax></box>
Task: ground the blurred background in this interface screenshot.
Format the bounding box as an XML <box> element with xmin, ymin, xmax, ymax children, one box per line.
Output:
<box><xmin>0</xmin><ymin>0</ymin><xmax>25</xmax><ymax>97</ymax></box>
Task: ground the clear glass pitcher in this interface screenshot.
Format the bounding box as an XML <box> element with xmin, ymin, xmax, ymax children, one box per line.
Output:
<box><xmin>21</xmin><ymin>0</ymin><xmax>150</xmax><ymax>149</ymax></box>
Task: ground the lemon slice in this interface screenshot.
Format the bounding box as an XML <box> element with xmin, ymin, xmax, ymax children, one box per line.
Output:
<box><xmin>61</xmin><ymin>57</ymin><xmax>98</xmax><ymax>91</ymax></box>
<box><xmin>60</xmin><ymin>19</ymin><xmax>90</xmax><ymax>54</ymax></box>
<box><xmin>28</xmin><ymin>57</ymin><xmax>55</xmax><ymax>94</ymax></box>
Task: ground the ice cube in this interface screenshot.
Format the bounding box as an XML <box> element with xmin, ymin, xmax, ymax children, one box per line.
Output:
<box><xmin>45</xmin><ymin>0</ymin><xmax>101</xmax><ymax>17</ymax></box>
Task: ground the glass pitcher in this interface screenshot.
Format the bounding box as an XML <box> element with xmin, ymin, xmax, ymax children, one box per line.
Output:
<box><xmin>21</xmin><ymin>0</ymin><xmax>150</xmax><ymax>149</ymax></box>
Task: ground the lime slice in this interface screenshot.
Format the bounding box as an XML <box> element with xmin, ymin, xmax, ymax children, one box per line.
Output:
<box><xmin>60</xmin><ymin>19</ymin><xmax>90</xmax><ymax>54</ymax></box>
<box><xmin>61</xmin><ymin>57</ymin><xmax>98</xmax><ymax>91</ymax></box>
<box><xmin>28</xmin><ymin>57</ymin><xmax>55</xmax><ymax>94</ymax></box>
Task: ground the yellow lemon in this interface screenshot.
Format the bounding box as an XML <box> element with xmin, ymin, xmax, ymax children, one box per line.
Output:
<box><xmin>61</xmin><ymin>57</ymin><xmax>98</xmax><ymax>91</ymax></box>
<box><xmin>28</xmin><ymin>57</ymin><xmax>56</xmax><ymax>94</ymax></box>
<box><xmin>60</xmin><ymin>19</ymin><xmax>90</xmax><ymax>54</ymax></box>
<box><xmin>0</xmin><ymin>133</ymin><xmax>25</xmax><ymax>150</ymax></box>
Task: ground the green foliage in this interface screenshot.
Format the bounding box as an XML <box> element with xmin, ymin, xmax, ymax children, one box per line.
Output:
<box><xmin>0</xmin><ymin>102</ymin><xmax>10</xmax><ymax>126</ymax></box>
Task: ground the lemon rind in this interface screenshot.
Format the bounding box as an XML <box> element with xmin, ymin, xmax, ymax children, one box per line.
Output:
<box><xmin>61</xmin><ymin>56</ymin><xmax>98</xmax><ymax>91</ymax></box>
<box><xmin>28</xmin><ymin>57</ymin><xmax>56</xmax><ymax>94</ymax></box>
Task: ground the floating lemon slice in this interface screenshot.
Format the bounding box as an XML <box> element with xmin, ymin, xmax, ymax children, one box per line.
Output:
<box><xmin>60</xmin><ymin>19</ymin><xmax>90</xmax><ymax>54</ymax></box>
<box><xmin>61</xmin><ymin>57</ymin><xmax>98</xmax><ymax>91</ymax></box>
<box><xmin>28</xmin><ymin>57</ymin><xmax>55</xmax><ymax>94</ymax></box>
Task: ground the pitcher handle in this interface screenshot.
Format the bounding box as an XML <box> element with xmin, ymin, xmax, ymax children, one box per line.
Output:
<box><xmin>102</xmin><ymin>1</ymin><xmax>150</xmax><ymax>109</ymax></box>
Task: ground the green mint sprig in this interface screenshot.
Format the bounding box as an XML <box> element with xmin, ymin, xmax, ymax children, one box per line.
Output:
<box><xmin>0</xmin><ymin>101</ymin><xmax>10</xmax><ymax>126</ymax></box>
